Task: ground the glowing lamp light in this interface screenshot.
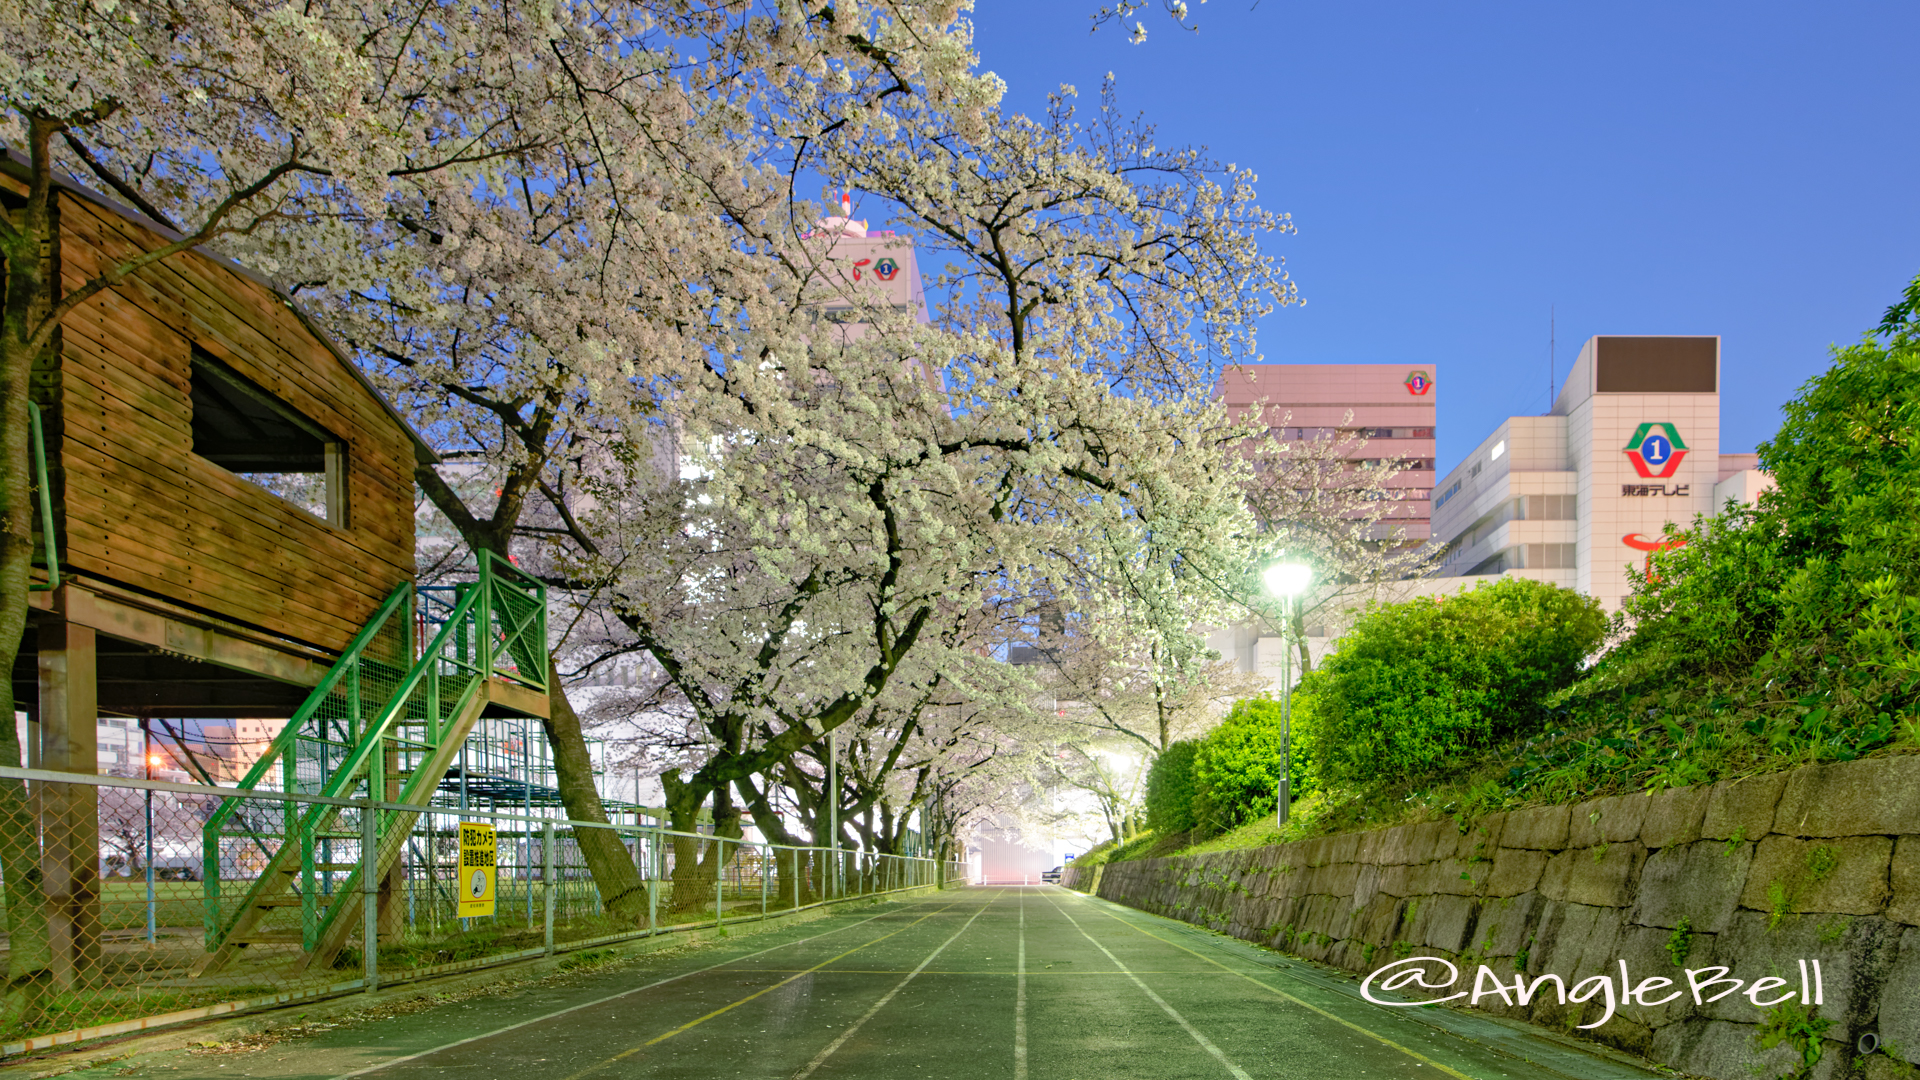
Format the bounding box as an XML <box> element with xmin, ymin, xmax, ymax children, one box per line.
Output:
<box><xmin>148</xmin><ymin>754</ymin><xmax>165</xmax><ymax>767</ymax></box>
<box><xmin>1263</xmin><ymin>562</ymin><xmax>1313</xmax><ymax>598</ymax></box>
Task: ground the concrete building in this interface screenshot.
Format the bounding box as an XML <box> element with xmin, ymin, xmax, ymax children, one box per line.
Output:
<box><xmin>1215</xmin><ymin>363</ymin><xmax>1439</xmax><ymax>538</ymax></box>
<box><xmin>1207</xmin><ymin>363</ymin><xmax>1440</xmax><ymax>680</ymax></box>
<box><xmin>1430</xmin><ymin>335</ymin><xmax>1773</xmax><ymax>612</ymax></box>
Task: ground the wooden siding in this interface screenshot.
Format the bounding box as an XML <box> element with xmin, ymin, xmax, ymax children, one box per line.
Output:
<box><xmin>40</xmin><ymin>188</ymin><xmax>416</xmax><ymax>655</ymax></box>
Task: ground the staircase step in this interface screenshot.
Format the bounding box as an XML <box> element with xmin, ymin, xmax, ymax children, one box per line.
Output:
<box><xmin>233</xmin><ymin>931</ymin><xmax>304</xmax><ymax>945</ymax></box>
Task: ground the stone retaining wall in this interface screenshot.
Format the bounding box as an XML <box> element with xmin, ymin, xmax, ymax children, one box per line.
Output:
<box><xmin>1063</xmin><ymin>754</ymin><xmax>1920</xmax><ymax>1080</ymax></box>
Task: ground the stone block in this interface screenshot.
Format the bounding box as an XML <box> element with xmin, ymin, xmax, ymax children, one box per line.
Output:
<box><xmin>1473</xmin><ymin>892</ymin><xmax>1548</xmax><ymax>959</ymax></box>
<box><xmin>1892</xmin><ymin>837</ymin><xmax>1920</xmax><ymax>927</ymax></box>
<box><xmin>1275</xmin><ymin>843</ymin><xmax>1309</xmax><ymax>874</ymax></box>
<box><xmin>1350</xmin><ymin>864</ymin><xmax>1380</xmax><ymax>912</ymax></box>
<box><xmin>1327</xmin><ymin>939</ymin><xmax>1370</xmax><ymax>974</ymax></box>
<box><xmin>1631</xmin><ymin>838</ymin><xmax>1753</xmax><ymax>933</ymax></box>
<box><xmin>1651</xmin><ymin>1019</ymin><xmax>1843</xmax><ymax>1080</ymax></box>
<box><xmin>1417</xmin><ymin>894</ymin><xmax>1479</xmax><ymax>952</ymax></box>
<box><xmin>1531</xmin><ymin>900</ymin><xmax>1623</xmax><ymax>987</ymax></box>
<box><xmin>1351</xmin><ymin>893</ymin><xmax>1402</xmax><ymax>947</ymax></box>
<box><xmin>1610</xmin><ymin>924</ymin><xmax>1705</xmax><ymax>1030</ymax></box>
<box><xmin>1542</xmin><ymin>843</ymin><xmax>1645</xmax><ymax>908</ymax></box>
<box><xmin>1484</xmin><ymin>848</ymin><xmax>1548</xmax><ymax>898</ymax></box>
<box><xmin>1315</xmin><ymin>862</ymin><xmax>1362</xmax><ymax>898</ymax></box>
<box><xmin>1775</xmin><ymin>756</ymin><xmax>1920</xmax><ymax>838</ymax></box>
<box><xmin>1566</xmin><ymin>799</ymin><xmax>1600</xmax><ymax>848</ymax></box>
<box><xmin>1327</xmin><ymin>832</ymin><xmax>1360</xmax><ymax>864</ymax></box>
<box><xmin>1569</xmin><ymin>793</ymin><xmax>1651</xmax><ymax>848</ymax></box>
<box><xmin>1640</xmin><ymin>784</ymin><xmax>1710</xmax><ymax>849</ymax></box>
<box><xmin>1868</xmin><ymin>1056</ymin><xmax>1920</xmax><ymax>1080</ymax></box>
<box><xmin>1740</xmin><ymin>835</ymin><xmax>1892</xmax><ymax>916</ymax></box>
<box><xmin>1474</xmin><ymin>811</ymin><xmax>1508</xmax><ymax>852</ymax></box>
<box><xmin>1697</xmin><ymin>910</ymin><xmax>1904</xmax><ymax>1041</ymax></box>
<box><xmin>1409</xmin><ymin>820</ymin><xmax>1453</xmax><ymax>864</ymax></box>
<box><xmin>1375</xmin><ymin>863</ymin><xmax>1412</xmax><ymax>898</ymax></box>
<box><xmin>1503</xmin><ymin>803</ymin><xmax>1570</xmax><ymax>850</ymax></box>
<box><xmin>1429</xmin><ymin>858</ymin><xmax>1480</xmax><ymax>896</ymax></box>
<box><xmin>1377</xmin><ymin>824</ymin><xmax>1415</xmax><ymax>865</ymax></box>
<box><xmin>1700</xmin><ymin>771</ymin><xmax>1786</xmax><ymax>841</ymax></box>
<box><xmin>1874</xmin><ymin>927</ymin><xmax>1920</xmax><ymax>1068</ymax></box>
<box><xmin>1352</xmin><ymin>828</ymin><xmax>1386</xmax><ymax>865</ymax></box>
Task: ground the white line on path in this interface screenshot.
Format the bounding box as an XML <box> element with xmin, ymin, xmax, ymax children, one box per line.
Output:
<box><xmin>790</xmin><ymin>898</ymin><xmax>995</xmax><ymax>1079</ymax></box>
<box><xmin>1044</xmin><ymin>892</ymin><xmax>1255</xmax><ymax>1080</ymax></box>
<box><xmin>1015</xmin><ymin>890</ymin><xmax>1028</xmax><ymax>1080</ymax></box>
<box><xmin>327</xmin><ymin>906</ymin><xmax>907</xmax><ymax>1080</ymax></box>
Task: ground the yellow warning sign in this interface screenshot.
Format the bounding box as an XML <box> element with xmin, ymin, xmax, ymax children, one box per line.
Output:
<box><xmin>458</xmin><ymin>822</ymin><xmax>496</xmax><ymax>917</ymax></box>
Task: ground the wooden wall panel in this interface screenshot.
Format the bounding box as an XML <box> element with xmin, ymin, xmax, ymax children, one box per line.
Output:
<box><xmin>45</xmin><ymin>189</ymin><xmax>419</xmax><ymax>656</ymax></box>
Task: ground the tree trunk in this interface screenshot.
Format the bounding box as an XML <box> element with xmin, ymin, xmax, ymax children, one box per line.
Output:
<box><xmin>660</xmin><ymin>769</ymin><xmax>714</xmax><ymax>912</ymax></box>
<box><xmin>733</xmin><ymin>776</ymin><xmax>814</xmax><ymax>908</ymax></box>
<box><xmin>539</xmin><ymin>663</ymin><xmax>646</xmax><ymax>919</ymax></box>
<box><xmin>0</xmin><ymin>119</ymin><xmax>60</xmax><ymax>1030</ymax></box>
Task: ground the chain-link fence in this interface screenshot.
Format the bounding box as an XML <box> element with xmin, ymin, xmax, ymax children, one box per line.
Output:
<box><xmin>0</xmin><ymin>766</ymin><xmax>961</xmax><ymax>1056</ymax></box>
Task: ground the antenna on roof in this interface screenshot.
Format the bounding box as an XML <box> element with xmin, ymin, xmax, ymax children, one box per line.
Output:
<box><xmin>1548</xmin><ymin>304</ymin><xmax>1556</xmax><ymax>414</ymax></box>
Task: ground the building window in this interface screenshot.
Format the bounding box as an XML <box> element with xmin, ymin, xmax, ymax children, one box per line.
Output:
<box><xmin>1525</xmin><ymin>494</ymin><xmax>1576</xmax><ymax>520</ymax></box>
<box><xmin>1525</xmin><ymin>543</ymin><xmax>1578</xmax><ymax>569</ymax></box>
<box><xmin>190</xmin><ymin>348</ymin><xmax>348</xmax><ymax>525</ymax></box>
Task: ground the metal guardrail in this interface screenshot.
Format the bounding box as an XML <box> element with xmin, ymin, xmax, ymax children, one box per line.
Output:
<box><xmin>0</xmin><ymin>766</ymin><xmax>962</xmax><ymax>1057</ymax></box>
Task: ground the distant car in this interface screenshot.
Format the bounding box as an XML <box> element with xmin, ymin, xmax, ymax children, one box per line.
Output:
<box><xmin>1040</xmin><ymin>866</ymin><xmax>1063</xmax><ymax>883</ymax></box>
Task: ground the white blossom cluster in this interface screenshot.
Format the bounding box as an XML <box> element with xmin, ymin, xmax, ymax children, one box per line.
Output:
<box><xmin>3</xmin><ymin>0</ymin><xmax>1312</xmax><ymax>857</ymax></box>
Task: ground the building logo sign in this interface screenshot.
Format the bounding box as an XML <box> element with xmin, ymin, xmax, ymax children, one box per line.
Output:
<box><xmin>1624</xmin><ymin>532</ymin><xmax>1689</xmax><ymax>580</ymax></box>
<box><xmin>1624</xmin><ymin>422</ymin><xmax>1688</xmax><ymax>478</ymax></box>
<box><xmin>1404</xmin><ymin>370</ymin><xmax>1433</xmax><ymax>396</ymax></box>
<box><xmin>873</xmin><ymin>257</ymin><xmax>899</xmax><ymax>281</ymax></box>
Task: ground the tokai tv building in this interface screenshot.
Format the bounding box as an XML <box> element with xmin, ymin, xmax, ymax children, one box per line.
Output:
<box><xmin>1430</xmin><ymin>335</ymin><xmax>1772</xmax><ymax>612</ymax></box>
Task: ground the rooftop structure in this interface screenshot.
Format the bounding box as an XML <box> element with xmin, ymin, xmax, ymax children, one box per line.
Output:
<box><xmin>1429</xmin><ymin>335</ymin><xmax>1773</xmax><ymax>611</ymax></box>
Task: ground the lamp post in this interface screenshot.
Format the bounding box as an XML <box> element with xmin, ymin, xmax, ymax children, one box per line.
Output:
<box><xmin>1262</xmin><ymin>561</ymin><xmax>1313</xmax><ymax>826</ymax></box>
<box><xmin>142</xmin><ymin>719</ymin><xmax>156</xmax><ymax>946</ymax></box>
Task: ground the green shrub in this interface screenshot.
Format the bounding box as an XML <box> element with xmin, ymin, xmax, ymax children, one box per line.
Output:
<box><xmin>1499</xmin><ymin>277</ymin><xmax>1920</xmax><ymax>801</ymax></box>
<box><xmin>1302</xmin><ymin>577</ymin><xmax>1607</xmax><ymax>792</ymax></box>
<box><xmin>1192</xmin><ymin>697</ymin><xmax>1312</xmax><ymax>832</ymax></box>
<box><xmin>1143</xmin><ymin>740</ymin><xmax>1202</xmax><ymax>834</ymax></box>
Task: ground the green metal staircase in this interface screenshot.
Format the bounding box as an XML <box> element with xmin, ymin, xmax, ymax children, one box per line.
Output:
<box><xmin>195</xmin><ymin>551</ymin><xmax>547</xmax><ymax>977</ymax></box>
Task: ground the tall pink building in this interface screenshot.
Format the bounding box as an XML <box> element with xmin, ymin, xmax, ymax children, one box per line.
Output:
<box><xmin>1214</xmin><ymin>364</ymin><xmax>1439</xmax><ymax>539</ymax></box>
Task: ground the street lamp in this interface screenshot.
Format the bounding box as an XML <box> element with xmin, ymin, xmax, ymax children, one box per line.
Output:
<box><xmin>1263</xmin><ymin>560</ymin><xmax>1312</xmax><ymax>826</ymax></box>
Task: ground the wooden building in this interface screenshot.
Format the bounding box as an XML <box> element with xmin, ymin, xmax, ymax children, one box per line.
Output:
<box><xmin>1</xmin><ymin>160</ymin><xmax>547</xmax><ymax>985</ymax></box>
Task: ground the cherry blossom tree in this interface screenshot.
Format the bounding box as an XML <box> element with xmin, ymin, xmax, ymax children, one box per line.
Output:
<box><xmin>1231</xmin><ymin>412</ymin><xmax>1445</xmax><ymax>673</ymax></box>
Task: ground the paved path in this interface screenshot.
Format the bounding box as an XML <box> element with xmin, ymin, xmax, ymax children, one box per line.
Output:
<box><xmin>64</xmin><ymin>888</ymin><xmax>1663</xmax><ymax>1080</ymax></box>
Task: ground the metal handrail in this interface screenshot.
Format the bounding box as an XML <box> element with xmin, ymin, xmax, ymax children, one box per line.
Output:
<box><xmin>27</xmin><ymin>402</ymin><xmax>60</xmax><ymax>591</ymax></box>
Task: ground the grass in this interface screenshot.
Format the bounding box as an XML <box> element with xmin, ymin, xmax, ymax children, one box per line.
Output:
<box><xmin>1092</xmin><ymin>716</ymin><xmax>1920</xmax><ymax>875</ymax></box>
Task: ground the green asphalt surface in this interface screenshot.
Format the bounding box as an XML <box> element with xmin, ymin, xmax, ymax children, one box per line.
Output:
<box><xmin>60</xmin><ymin>888</ymin><xmax>1664</xmax><ymax>1080</ymax></box>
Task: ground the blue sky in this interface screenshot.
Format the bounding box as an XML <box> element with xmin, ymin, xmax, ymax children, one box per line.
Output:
<box><xmin>970</xmin><ymin>2</ymin><xmax>1920</xmax><ymax>472</ymax></box>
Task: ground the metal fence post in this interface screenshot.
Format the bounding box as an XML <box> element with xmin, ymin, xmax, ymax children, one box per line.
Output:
<box><xmin>648</xmin><ymin>831</ymin><xmax>658</xmax><ymax>933</ymax></box>
<box><xmin>714</xmin><ymin>837</ymin><xmax>725</xmax><ymax>928</ymax></box>
<box><xmin>760</xmin><ymin>843</ymin><xmax>768</xmax><ymax>920</ymax></box>
<box><xmin>542</xmin><ymin>821</ymin><xmax>555</xmax><ymax>957</ymax></box>
<box><xmin>361</xmin><ymin>802</ymin><xmax>379</xmax><ymax>993</ymax></box>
